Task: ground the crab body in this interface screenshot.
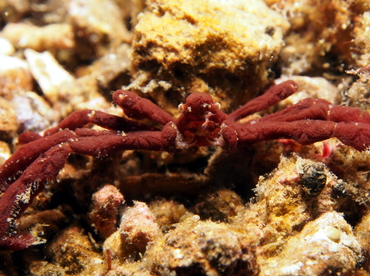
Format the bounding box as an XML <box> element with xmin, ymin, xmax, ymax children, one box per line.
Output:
<box><xmin>1</xmin><ymin>80</ymin><xmax>370</xmax><ymax>250</ymax></box>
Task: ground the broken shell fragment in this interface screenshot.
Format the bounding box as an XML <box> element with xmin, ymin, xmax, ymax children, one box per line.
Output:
<box><xmin>24</xmin><ymin>49</ymin><xmax>74</xmax><ymax>103</ymax></box>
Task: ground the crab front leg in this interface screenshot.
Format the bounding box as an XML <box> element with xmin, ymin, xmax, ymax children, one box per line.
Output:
<box><xmin>68</xmin><ymin>128</ymin><xmax>165</xmax><ymax>156</ymax></box>
<box><xmin>2</xmin><ymin>113</ymin><xmax>162</xmax><ymax>190</ymax></box>
<box><xmin>18</xmin><ymin>110</ymin><xmax>157</xmax><ymax>144</ymax></box>
<box><xmin>19</xmin><ymin>90</ymin><xmax>174</xmax><ymax>143</ymax></box>
<box><xmin>112</xmin><ymin>90</ymin><xmax>174</xmax><ymax>126</ymax></box>
<box><xmin>50</xmin><ymin>90</ymin><xmax>176</xmax><ymax>134</ymax></box>
<box><xmin>45</xmin><ymin>110</ymin><xmax>158</xmax><ymax>136</ymax></box>
<box><xmin>227</xmin><ymin>80</ymin><xmax>298</xmax><ymax>122</ymax></box>
<box><xmin>0</xmin><ymin>128</ymin><xmax>168</xmax><ymax>250</ymax></box>
<box><xmin>2</xmin><ymin>127</ymin><xmax>167</xmax><ymax>191</ymax></box>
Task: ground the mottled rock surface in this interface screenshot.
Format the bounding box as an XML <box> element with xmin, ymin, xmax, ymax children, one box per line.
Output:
<box><xmin>130</xmin><ymin>0</ymin><xmax>290</xmax><ymax>113</ymax></box>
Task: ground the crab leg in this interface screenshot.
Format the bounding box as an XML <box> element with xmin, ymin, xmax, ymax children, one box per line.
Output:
<box><xmin>20</xmin><ymin>91</ymin><xmax>175</xmax><ymax>143</ymax></box>
<box><xmin>227</xmin><ymin>80</ymin><xmax>298</xmax><ymax>122</ymax></box>
<box><xmin>0</xmin><ymin>128</ymin><xmax>166</xmax><ymax>250</ymax></box>
<box><xmin>1</xmin><ymin>127</ymin><xmax>167</xmax><ymax>190</ymax></box>
<box><xmin>0</xmin><ymin>131</ymin><xmax>77</xmax><ymax>191</ymax></box>
<box><xmin>44</xmin><ymin>109</ymin><xmax>157</xmax><ymax>136</ymax></box>
<box><xmin>69</xmin><ymin>128</ymin><xmax>164</xmax><ymax>157</ymax></box>
<box><xmin>0</xmin><ymin>144</ymin><xmax>73</xmax><ymax>250</ymax></box>
<box><xmin>50</xmin><ymin>91</ymin><xmax>176</xmax><ymax>137</ymax></box>
<box><xmin>113</xmin><ymin>90</ymin><xmax>174</xmax><ymax>126</ymax></box>
<box><xmin>255</xmin><ymin>98</ymin><xmax>370</xmax><ymax>124</ymax></box>
<box><xmin>236</xmin><ymin>120</ymin><xmax>370</xmax><ymax>151</ymax></box>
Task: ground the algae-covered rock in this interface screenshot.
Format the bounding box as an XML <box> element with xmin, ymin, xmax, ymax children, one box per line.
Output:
<box><xmin>146</xmin><ymin>215</ymin><xmax>259</xmax><ymax>275</ymax></box>
<box><xmin>130</xmin><ymin>0</ymin><xmax>290</xmax><ymax>113</ymax></box>
<box><xmin>259</xmin><ymin>211</ymin><xmax>362</xmax><ymax>276</ymax></box>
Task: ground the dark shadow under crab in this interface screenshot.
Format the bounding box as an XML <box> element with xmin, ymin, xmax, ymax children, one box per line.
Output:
<box><xmin>1</xmin><ymin>80</ymin><xmax>370</xmax><ymax>250</ymax></box>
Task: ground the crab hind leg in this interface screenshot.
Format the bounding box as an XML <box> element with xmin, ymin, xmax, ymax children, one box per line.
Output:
<box><xmin>0</xmin><ymin>143</ymin><xmax>73</xmax><ymax>250</ymax></box>
<box><xmin>0</xmin><ymin>130</ymin><xmax>77</xmax><ymax>192</ymax></box>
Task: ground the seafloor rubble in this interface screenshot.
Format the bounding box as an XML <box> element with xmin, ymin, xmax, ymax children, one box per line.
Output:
<box><xmin>0</xmin><ymin>0</ymin><xmax>370</xmax><ymax>275</ymax></box>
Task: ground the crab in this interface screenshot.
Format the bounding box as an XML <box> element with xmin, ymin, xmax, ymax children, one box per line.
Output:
<box><xmin>1</xmin><ymin>80</ymin><xmax>370</xmax><ymax>250</ymax></box>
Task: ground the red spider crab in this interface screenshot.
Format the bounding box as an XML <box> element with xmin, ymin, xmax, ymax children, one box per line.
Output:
<box><xmin>1</xmin><ymin>80</ymin><xmax>370</xmax><ymax>250</ymax></box>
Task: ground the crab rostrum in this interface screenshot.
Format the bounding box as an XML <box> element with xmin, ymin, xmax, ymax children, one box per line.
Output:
<box><xmin>1</xmin><ymin>80</ymin><xmax>370</xmax><ymax>250</ymax></box>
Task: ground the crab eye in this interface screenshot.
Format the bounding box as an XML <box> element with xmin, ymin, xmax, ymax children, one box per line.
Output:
<box><xmin>202</xmin><ymin>103</ymin><xmax>211</xmax><ymax>109</ymax></box>
<box><xmin>178</xmin><ymin>103</ymin><xmax>185</xmax><ymax>112</ymax></box>
<box><xmin>178</xmin><ymin>103</ymin><xmax>193</xmax><ymax>113</ymax></box>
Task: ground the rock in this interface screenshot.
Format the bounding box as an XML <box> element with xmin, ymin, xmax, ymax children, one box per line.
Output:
<box><xmin>1</xmin><ymin>23</ymin><xmax>75</xmax><ymax>51</ymax></box>
<box><xmin>130</xmin><ymin>0</ymin><xmax>290</xmax><ymax>113</ymax></box>
<box><xmin>89</xmin><ymin>184</ymin><xmax>124</xmax><ymax>239</ymax></box>
<box><xmin>68</xmin><ymin>0</ymin><xmax>132</xmax><ymax>58</ymax></box>
<box><xmin>0</xmin><ymin>55</ymin><xmax>33</xmax><ymax>100</ymax></box>
<box><xmin>12</xmin><ymin>91</ymin><xmax>60</xmax><ymax>132</ymax></box>
<box><xmin>146</xmin><ymin>215</ymin><xmax>258</xmax><ymax>275</ymax></box>
<box><xmin>0</xmin><ymin>98</ymin><xmax>19</xmax><ymax>140</ymax></box>
<box><xmin>103</xmin><ymin>201</ymin><xmax>161</xmax><ymax>260</ymax></box>
<box><xmin>0</xmin><ymin>37</ymin><xmax>15</xmax><ymax>55</ymax></box>
<box><xmin>24</xmin><ymin>49</ymin><xmax>74</xmax><ymax>103</ymax></box>
<box><xmin>259</xmin><ymin>211</ymin><xmax>362</xmax><ymax>276</ymax></box>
